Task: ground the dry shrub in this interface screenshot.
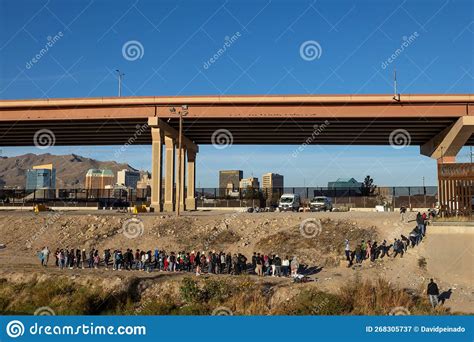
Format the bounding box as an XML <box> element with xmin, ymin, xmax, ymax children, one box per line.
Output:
<box><xmin>256</xmin><ymin>218</ymin><xmax>377</xmax><ymax>265</ymax></box>
<box><xmin>271</xmin><ymin>290</ymin><xmax>349</xmax><ymax>315</ymax></box>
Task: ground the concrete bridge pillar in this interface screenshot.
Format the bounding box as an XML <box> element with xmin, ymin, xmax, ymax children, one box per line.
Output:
<box><xmin>186</xmin><ymin>149</ymin><xmax>197</xmax><ymax>210</ymax></box>
<box><xmin>163</xmin><ymin>135</ymin><xmax>176</xmax><ymax>212</ymax></box>
<box><xmin>148</xmin><ymin>117</ymin><xmax>198</xmax><ymax>213</ymax></box>
<box><xmin>150</xmin><ymin>127</ymin><xmax>163</xmax><ymax>211</ymax></box>
<box><xmin>176</xmin><ymin>146</ymin><xmax>186</xmax><ymax>212</ymax></box>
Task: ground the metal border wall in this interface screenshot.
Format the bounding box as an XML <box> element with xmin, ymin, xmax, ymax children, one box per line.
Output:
<box><xmin>438</xmin><ymin>163</ymin><xmax>473</xmax><ymax>216</ymax></box>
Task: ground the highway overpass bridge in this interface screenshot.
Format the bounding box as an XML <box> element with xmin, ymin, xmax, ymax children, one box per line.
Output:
<box><xmin>0</xmin><ymin>94</ymin><xmax>473</xmax><ymax>212</ymax></box>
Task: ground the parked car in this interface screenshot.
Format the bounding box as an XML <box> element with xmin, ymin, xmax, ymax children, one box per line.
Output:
<box><xmin>310</xmin><ymin>196</ymin><xmax>333</xmax><ymax>212</ymax></box>
<box><xmin>278</xmin><ymin>194</ymin><xmax>301</xmax><ymax>212</ymax></box>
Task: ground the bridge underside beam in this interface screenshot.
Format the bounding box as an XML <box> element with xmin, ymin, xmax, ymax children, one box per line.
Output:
<box><xmin>420</xmin><ymin>116</ymin><xmax>474</xmax><ymax>159</ymax></box>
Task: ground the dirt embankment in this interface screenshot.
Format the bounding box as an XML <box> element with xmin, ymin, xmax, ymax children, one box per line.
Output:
<box><xmin>0</xmin><ymin>211</ymin><xmax>472</xmax><ymax>314</ymax></box>
<box><xmin>0</xmin><ymin>211</ymin><xmax>379</xmax><ymax>267</ymax></box>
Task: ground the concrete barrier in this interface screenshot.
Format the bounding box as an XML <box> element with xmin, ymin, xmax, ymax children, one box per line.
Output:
<box><xmin>0</xmin><ymin>206</ymin><xmax>99</xmax><ymax>211</ymax></box>
<box><xmin>428</xmin><ymin>225</ymin><xmax>474</xmax><ymax>234</ymax></box>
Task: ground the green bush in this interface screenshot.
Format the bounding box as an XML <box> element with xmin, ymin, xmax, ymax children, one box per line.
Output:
<box><xmin>179</xmin><ymin>277</ymin><xmax>202</xmax><ymax>303</ymax></box>
<box><xmin>279</xmin><ymin>290</ymin><xmax>350</xmax><ymax>315</ymax></box>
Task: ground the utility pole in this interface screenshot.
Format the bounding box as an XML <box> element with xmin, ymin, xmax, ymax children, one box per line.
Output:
<box><xmin>393</xmin><ymin>68</ymin><xmax>400</xmax><ymax>102</ymax></box>
<box><xmin>116</xmin><ymin>70</ymin><xmax>125</xmax><ymax>97</ymax></box>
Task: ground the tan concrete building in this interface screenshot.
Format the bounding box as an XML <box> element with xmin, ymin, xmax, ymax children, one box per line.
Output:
<box><xmin>262</xmin><ymin>173</ymin><xmax>284</xmax><ymax>191</ymax></box>
<box><xmin>85</xmin><ymin>169</ymin><xmax>115</xmax><ymax>189</ymax></box>
<box><xmin>136</xmin><ymin>172</ymin><xmax>150</xmax><ymax>198</ymax></box>
<box><xmin>239</xmin><ymin>177</ymin><xmax>259</xmax><ymax>189</ymax></box>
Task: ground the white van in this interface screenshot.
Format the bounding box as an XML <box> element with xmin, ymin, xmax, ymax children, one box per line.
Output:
<box><xmin>278</xmin><ymin>194</ymin><xmax>301</xmax><ymax>212</ymax></box>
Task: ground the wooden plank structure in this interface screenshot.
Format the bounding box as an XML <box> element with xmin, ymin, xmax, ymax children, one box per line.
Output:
<box><xmin>438</xmin><ymin>163</ymin><xmax>474</xmax><ymax>217</ymax></box>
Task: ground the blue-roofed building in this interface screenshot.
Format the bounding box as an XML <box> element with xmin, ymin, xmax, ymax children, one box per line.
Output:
<box><xmin>327</xmin><ymin>178</ymin><xmax>362</xmax><ymax>191</ymax></box>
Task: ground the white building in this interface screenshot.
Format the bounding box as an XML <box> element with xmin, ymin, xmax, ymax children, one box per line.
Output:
<box><xmin>116</xmin><ymin>169</ymin><xmax>141</xmax><ymax>189</ymax></box>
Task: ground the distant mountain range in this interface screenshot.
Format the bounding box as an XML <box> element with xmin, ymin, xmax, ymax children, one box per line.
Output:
<box><xmin>0</xmin><ymin>153</ymin><xmax>138</xmax><ymax>188</ymax></box>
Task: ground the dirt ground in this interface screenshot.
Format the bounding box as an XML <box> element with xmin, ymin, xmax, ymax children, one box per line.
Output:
<box><xmin>0</xmin><ymin>210</ymin><xmax>472</xmax><ymax>314</ymax></box>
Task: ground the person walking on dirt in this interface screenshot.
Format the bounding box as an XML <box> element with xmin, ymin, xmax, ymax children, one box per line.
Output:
<box><xmin>422</xmin><ymin>212</ymin><xmax>427</xmax><ymax>234</ymax></box>
<box><xmin>88</xmin><ymin>249</ymin><xmax>94</xmax><ymax>268</ymax></box>
<box><xmin>38</xmin><ymin>247</ymin><xmax>45</xmax><ymax>266</ymax></box>
<box><xmin>355</xmin><ymin>244</ymin><xmax>362</xmax><ymax>264</ymax></box>
<box><xmin>427</xmin><ymin>278</ymin><xmax>440</xmax><ymax>308</ymax></box>
<box><xmin>344</xmin><ymin>239</ymin><xmax>351</xmax><ymax>264</ymax></box>
<box><xmin>58</xmin><ymin>249</ymin><xmax>65</xmax><ymax>269</ymax></box>
<box><xmin>207</xmin><ymin>251</ymin><xmax>214</xmax><ymax>274</ymax></box>
<box><xmin>370</xmin><ymin>241</ymin><xmax>377</xmax><ymax>262</ymax></box>
<box><xmin>401</xmin><ymin>235</ymin><xmax>410</xmax><ymax>251</ymax></box>
<box><xmin>263</xmin><ymin>255</ymin><xmax>271</xmax><ymax>276</ymax></box>
<box><xmin>194</xmin><ymin>251</ymin><xmax>201</xmax><ymax>276</ymax></box>
<box><xmin>54</xmin><ymin>248</ymin><xmax>59</xmax><ymax>267</ymax></box>
<box><xmin>232</xmin><ymin>253</ymin><xmax>239</xmax><ymax>275</ymax></box>
<box><xmin>252</xmin><ymin>252</ymin><xmax>257</xmax><ymax>273</ymax></box>
<box><xmin>366</xmin><ymin>240</ymin><xmax>372</xmax><ymax>260</ymax></box>
<box><xmin>290</xmin><ymin>256</ymin><xmax>299</xmax><ymax>276</ymax></box>
<box><xmin>225</xmin><ymin>252</ymin><xmax>232</xmax><ymax>274</ymax></box>
<box><xmin>416</xmin><ymin>212</ymin><xmax>424</xmax><ymax>236</ymax></box>
<box><xmin>393</xmin><ymin>239</ymin><xmax>404</xmax><ymax>258</ymax></box>
<box><xmin>69</xmin><ymin>248</ymin><xmax>75</xmax><ymax>269</ymax></box>
<box><xmin>93</xmin><ymin>249</ymin><xmax>100</xmax><ymax>269</ymax></box>
<box><xmin>220</xmin><ymin>252</ymin><xmax>226</xmax><ymax>274</ymax></box>
<box><xmin>255</xmin><ymin>253</ymin><xmax>263</xmax><ymax>276</ymax></box>
<box><xmin>379</xmin><ymin>240</ymin><xmax>390</xmax><ymax>258</ymax></box>
<box><xmin>282</xmin><ymin>255</ymin><xmax>289</xmax><ymax>276</ymax></box>
<box><xmin>104</xmin><ymin>249</ymin><xmax>110</xmax><ymax>269</ymax></box>
<box><xmin>400</xmin><ymin>206</ymin><xmax>407</xmax><ymax>222</ymax></box>
<box><xmin>81</xmin><ymin>249</ymin><xmax>86</xmax><ymax>269</ymax></box>
<box><xmin>361</xmin><ymin>240</ymin><xmax>367</xmax><ymax>261</ymax></box>
<box><xmin>64</xmin><ymin>246</ymin><xmax>69</xmax><ymax>268</ymax></box>
<box><xmin>75</xmin><ymin>249</ymin><xmax>81</xmax><ymax>268</ymax></box>
<box><xmin>274</xmin><ymin>255</ymin><xmax>282</xmax><ymax>277</ymax></box>
<box><xmin>41</xmin><ymin>246</ymin><xmax>49</xmax><ymax>266</ymax></box>
<box><xmin>240</xmin><ymin>253</ymin><xmax>247</xmax><ymax>274</ymax></box>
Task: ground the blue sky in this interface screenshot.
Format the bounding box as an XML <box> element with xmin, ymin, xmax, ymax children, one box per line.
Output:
<box><xmin>0</xmin><ymin>0</ymin><xmax>473</xmax><ymax>187</ymax></box>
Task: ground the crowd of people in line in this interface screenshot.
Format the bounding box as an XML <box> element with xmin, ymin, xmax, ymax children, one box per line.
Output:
<box><xmin>36</xmin><ymin>210</ymin><xmax>431</xmax><ymax>278</ymax></box>
<box><xmin>35</xmin><ymin>209</ymin><xmax>450</xmax><ymax>309</ymax></box>
<box><xmin>343</xmin><ymin>211</ymin><xmax>429</xmax><ymax>267</ymax></box>
<box><xmin>37</xmin><ymin>246</ymin><xmax>302</xmax><ymax>278</ymax></box>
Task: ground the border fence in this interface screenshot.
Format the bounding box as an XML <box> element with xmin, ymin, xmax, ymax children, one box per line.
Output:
<box><xmin>0</xmin><ymin>186</ymin><xmax>439</xmax><ymax>210</ymax></box>
<box><xmin>196</xmin><ymin>186</ymin><xmax>439</xmax><ymax>209</ymax></box>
